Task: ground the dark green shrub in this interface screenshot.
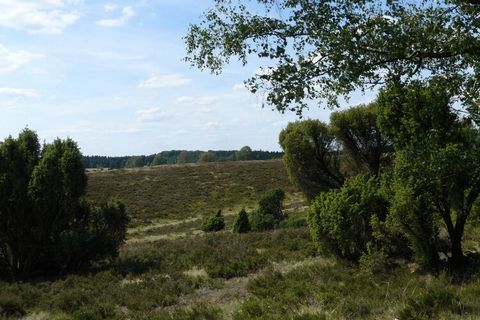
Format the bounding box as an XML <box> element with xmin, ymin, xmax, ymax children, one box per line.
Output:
<box><xmin>0</xmin><ymin>130</ymin><xmax>129</xmax><ymax>279</ymax></box>
<box><xmin>54</xmin><ymin>197</ymin><xmax>129</xmax><ymax>271</ymax></box>
<box><xmin>0</xmin><ymin>293</ymin><xmax>25</xmax><ymax>318</ymax></box>
<box><xmin>258</xmin><ymin>188</ymin><xmax>286</xmax><ymax>221</ymax></box>
<box><xmin>232</xmin><ymin>208</ymin><xmax>251</xmax><ymax>233</ymax></box>
<box><xmin>308</xmin><ymin>174</ymin><xmax>389</xmax><ymax>261</ymax></box>
<box><xmin>201</xmin><ymin>210</ymin><xmax>225</xmax><ymax>232</ymax></box>
<box><xmin>249</xmin><ymin>209</ymin><xmax>276</xmax><ymax>232</ymax></box>
<box><xmin>278</xmin><ymin>214</ymin><xmax>307</xmax><ymax>229</ymax></box>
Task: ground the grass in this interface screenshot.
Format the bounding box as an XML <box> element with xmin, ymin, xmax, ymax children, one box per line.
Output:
<box><xmin>2</xmin><ymin>215</ymin><xmax>480</xmax><ymax>319</ymax></box>
<box><xmin>2</xmin><ymin>160</ymin><xmax>480</xmax><ymax>319</ymax></box>
<box><xmin>86</xmin><ymin>160</ymin><xmax>297</xmax><ymax>226</ymax></box>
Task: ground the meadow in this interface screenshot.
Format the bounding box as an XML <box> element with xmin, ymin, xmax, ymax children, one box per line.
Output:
<box><xmin>1</xmin><ymin>160</ymin><xmax>480</xmax><ymax>319</ymax></box>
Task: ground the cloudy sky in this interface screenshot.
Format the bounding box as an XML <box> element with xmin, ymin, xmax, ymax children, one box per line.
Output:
<box><xmin>0</xmin><ymin>0</ymin><xmax>374</xmax><ymax>156</ymax></box>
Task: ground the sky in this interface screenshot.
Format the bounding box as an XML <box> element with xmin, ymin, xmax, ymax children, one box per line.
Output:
<box><xmin>0</xmin><ymin>0</ymin><xmax>375</xmax><ymax>156</ymax></box>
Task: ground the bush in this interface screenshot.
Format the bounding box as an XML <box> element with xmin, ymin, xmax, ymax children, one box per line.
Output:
<box><xmin>53</xmin><ymin>198</ymin><xmax>129</xmax><ymax>272</ymax></box>
<box><xmin>248</xmin><ymin>188</ymin><xmax>287</xmax><ymax>232</ymax></box>
<box><xmin>308</xmin><ymin>174</ymin><xmax>389</xmax><ymax>261</ymax></box>
<box><xmin>232</xmin><ymin>208</ymin><xmax>251</xmax><ymax>233</ymax></box>
<box><xmin>0</xmin><ymin>130</ymin><xmax>129</xmax><ymax>279</ymax></box>
<box><xmin>278</xmin><ymin>214</ymin><xmax>307</xmax><ymax>229</ymax></box>
<box><xmin>258</xmin><ymin>188</ymin><xmax>286</xmax><ymax>221</ymax></box>
<box><xmin>249</xmin><ymin>209</ymin><xmax>277</xmax><ymax>232</ymax></box>
<box><xmin>201</xmin><ymin>210</ymin><xmax>225</xmax><ymax>232</ymax></box>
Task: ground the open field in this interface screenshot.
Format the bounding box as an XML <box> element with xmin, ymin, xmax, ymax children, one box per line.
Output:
<box><xmin>2</xmin><ymin>160</ymin><xmax>480</xmax><ymax>319</ymax></box>
<box><xmin>86</xmin><ymin>160</ymin><xmax>299</xmax><ymax>226</ymax></box>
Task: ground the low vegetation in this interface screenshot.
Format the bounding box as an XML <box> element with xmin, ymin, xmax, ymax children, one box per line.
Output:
<box><xmin>86</xmin><ymin>159</ymin><xmax>296</xmax><ymax>226</ymax></box>
<box><xmin>201</xmin><ymin>210</ymin><xmax>225</xmax><ymax>232</ymax></box>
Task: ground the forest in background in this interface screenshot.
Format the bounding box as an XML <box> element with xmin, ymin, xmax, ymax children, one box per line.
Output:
<box><xmin>82</xmin><ymin>147</ymin><xmax>283</xmax><ymax>169</ymax></box>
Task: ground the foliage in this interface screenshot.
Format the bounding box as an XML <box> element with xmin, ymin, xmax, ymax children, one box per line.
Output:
<box><xmin>379</xmin><ymin>81</ymin><xmax>480</xmax><ymax>269</ymax></box>
<box><xmin>249</xmin><ymin>188</ymin><xmax>287</xmax><ymax>232</ymax></box>
<box><xmin>177</xmin><ymin>151</ymin><xmax>192</xmax><ymax>164</ymax></box>
<box><xmin>150</xmin><ymin>153</ymin><xmax>167</xmax><ymax>166</ymax></box>
<box><xmin>0</xmin><ymin>129</ymin><xmax>128</xmax><ymax>279</ymax></box>
<box><xmin>201</xmin><ymin>210</ymin><xmax>225</xmax><ymax>232</ymax></box>
<box><xmin>258</xmin><ymin>188</ymin><xmax>286</xmax><ymax>221</ymax></box>
<box><xmin>83</xmin><ymin>150</ymin><xmax>283</xmax><ymax>169</ymax></box>
<box><xmin>330</xmin><ymin>103</ymin><xmax>391</xmax><ymax>176</ymax></box>
<box><xmin>236</xmin><ymin>146</ymin><xmax>253</xmax><ymax>161</ymax></box>
<box><xmin>198</xmin><ymin>152</ymin><xmax>216</xmax><ymax>163</ymax></box>
<box><xmin>185</xmin><ymin>0</ymin><xmax>480</xmax><ymax>119</ymax></box>
<box><xmin>279</xmin><ymin>120</ymin><xmax>343</xmax><ymax>201</ymax></box>
<box><xmin>56</xmin><ymin>198</ymin><xmax>130</xmax><ymax>271</ymax></box>
<box><xmin>232</xmin><ymin>208</ymin><xmax>251</xmax><ymax>233</ymax></box>
<box><xmin>277</xmin><ymin>213</ymin><xmax>307</xmax><ymax>229</ymax></box>
<box><xmin>249</xmin><ymin>209</ymin><xmax>277</xmax><ymax>232</ymax></box>
<box><xmin>308</xmin><ymin>174</ymin><xmax>389</xmax><ymax>261</ymax></box>
<box><xmin>125</xmin><ymin>156</ymin><xmax>145</xmax><ymax>168</ymax></box>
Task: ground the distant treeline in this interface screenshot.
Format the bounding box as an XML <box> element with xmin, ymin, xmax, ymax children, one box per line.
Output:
<box><xmin>83</xmin><ymin>147</ymin><xmax>283</xmax><ymax>169</ymax></box>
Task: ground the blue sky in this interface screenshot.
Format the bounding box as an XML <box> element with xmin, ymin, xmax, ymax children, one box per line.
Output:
<box><xmin>0</xmin><ymin>0</ymin><xmax>374</xmax><ymax>156</ymax></box>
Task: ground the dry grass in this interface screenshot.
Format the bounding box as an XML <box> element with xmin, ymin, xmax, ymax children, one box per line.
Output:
<box><xmin>86</xmin><ymin>160</ymin><xmax>297</xmax><ymax>226</ymax></box>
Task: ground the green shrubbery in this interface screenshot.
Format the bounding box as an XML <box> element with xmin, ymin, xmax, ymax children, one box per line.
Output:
<box><xmin>232</xmin><ymin>208</ymin><xmax>251</xmax><ymax>233</ymax></box>
<box><xmin>201</xmin><ymin>210</ymin><xmax>225</xmax><ymax>232</ymax></box>
<box><xmin>308</xmin><ymin>175</ymin><xmax>388</xmax><ymax>261</ymax></box>
<box><xmin>0</xmin><ymin>130</ymin><xmax>129</xmax><ymax>279</ymax></box>
<box><xmin>258</xmin><ymin>188</ymin><xmax>286</xmax><ymax>221</ymax></box>
<box><xmin>249</xmin><ymin>209</ymin><xmax>277</xmax><ymax>232</ymax></box>
<box><xmin>248</xmin><ymin>188</ymin><xmax>287</xmax><ymax>232</ymax></box>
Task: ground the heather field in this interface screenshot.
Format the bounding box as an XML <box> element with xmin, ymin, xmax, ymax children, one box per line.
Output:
<box><xmin>1</xmin><ymin>160</ymin><xmax>480</xmax><ymax>319</ymax></box>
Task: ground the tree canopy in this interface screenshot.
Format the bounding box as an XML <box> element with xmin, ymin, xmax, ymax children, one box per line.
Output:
<box><xmin>279</xmin><ymin>120</ymin><xmax>344</xmax><ymax>201</ymax></box>
<box><xmin>185</xmin><ymin>0</ymin><xmax>480</xmax><ymax>118</ymax></box>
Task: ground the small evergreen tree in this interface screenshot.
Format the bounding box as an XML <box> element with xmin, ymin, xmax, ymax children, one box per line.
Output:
<box><xmin>258</xmin><ymin>188</ymin><xmax>286</xmax><ymax>221</ymax></box>
<box><xmin>249</xmin><ymin>209</ymin><xmax>276</xmax><ymax>232</ymax></box>
<box><xmin>232</xmin><ymin>208</ymin><xmax>250</xmax><ymax>233</ymax></box>
<box><xmin>201</xmin><ymin>210</ymin><xmax>225</xmax><ymax>232</ymax></box>
<box><xmin>0</xmin><ymin>129</ymin><xmax>129</xmax><ymax>279</ymax></box>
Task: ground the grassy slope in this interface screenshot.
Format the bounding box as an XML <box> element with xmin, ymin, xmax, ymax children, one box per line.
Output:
<box><xmin>2</xmin><ymin>160</ymin><xmax>480</xmax><ymax>319</ymax></box>
<box><xmin>86</xmin><ymin>160</ymin><xmax>299</xmax><ymax>225</ymax></box>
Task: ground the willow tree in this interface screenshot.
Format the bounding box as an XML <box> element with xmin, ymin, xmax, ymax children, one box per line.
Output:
<box><xmin>185</xmin><ymin>0</ymin><xmax>480</xmax><ymax>119</ymax></box>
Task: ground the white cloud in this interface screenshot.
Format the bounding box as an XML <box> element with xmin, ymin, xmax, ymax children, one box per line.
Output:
<box><xmin>255</xmin><ymin>67</ymin><xmax>275</xmax><ymax>76</ymax></box>
<box><xmin>204</xmin><ymin>121</ymin><xmax>220</xmax><ymax>129</ymax></box>
<box><xmin>104</xmin><ymin>4</ymin><xmax>117</xmax><ymax>13</ymax></box>
<box><xmin>0</xmin><ymin>0</ymin><xmax>81</xmax><ymax>34</ymax></box>
<box><xmin>232</xmin><ymin>83</ymin><xmax>246</xmax><ymax>91</ymax></box>
<box><xmin>96</xmin><ymin>6</ymin><xmax>134</xmax><ymax>27</ymax></box>
<box><xmin>0</xmin><ymin>44</ymin><xmax>41</xmax><ymax>74</ymax></box>
<box><xmin>0</xmin><ymin>87</ymin><xmax>39</xmax><ymax>97</ymax></box>
<box><xmin>135</xmin><ymin>107</ymin><xmax>176</xmax><ymax>122</ymax></box>
<box><xmin>138</xmin><ymin>74</ymin><xmax>191</xmax><ymax>89</ymax></box>
<box><xmin>175</xmin><ymin>96</ymin><xmax>218</xmax><ymax>106</ymax></box>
